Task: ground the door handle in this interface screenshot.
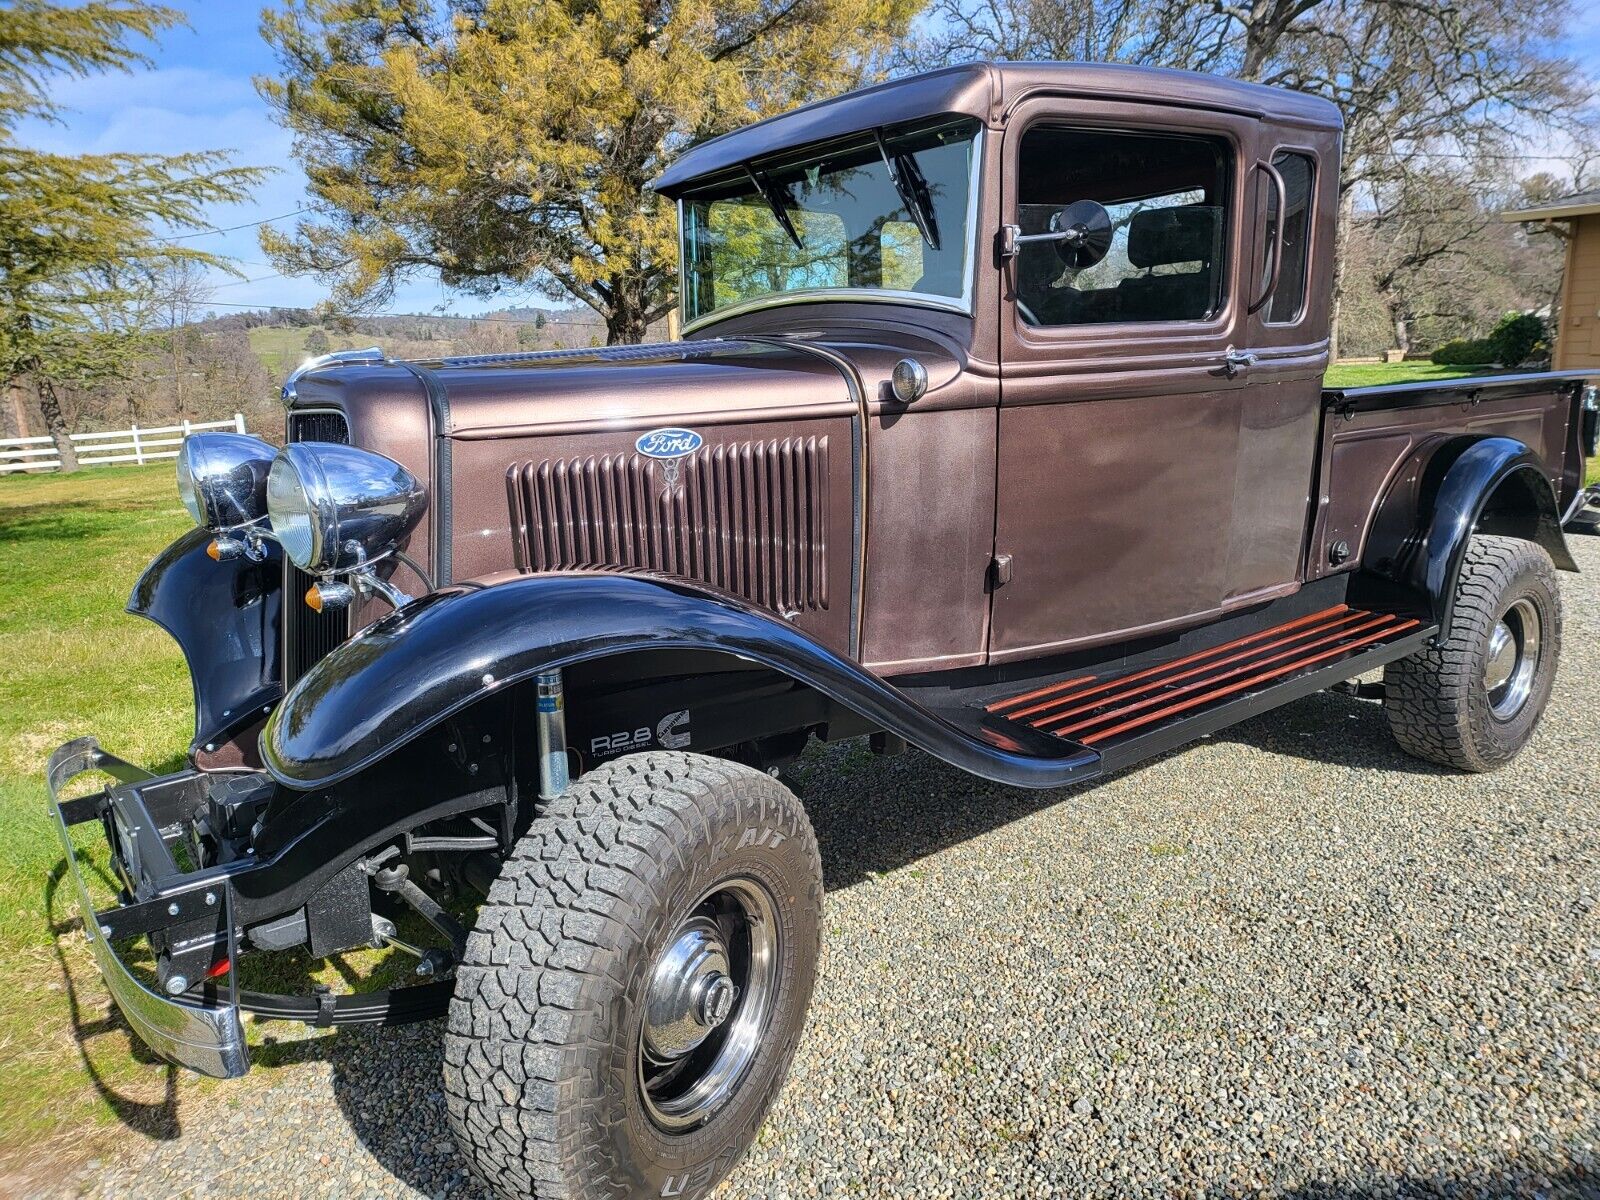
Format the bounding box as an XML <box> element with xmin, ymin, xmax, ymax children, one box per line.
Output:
<box><xmin>1222</xmin><ymin>346</ymin><xmax>1258</xmax><ymax>379</ymax></box>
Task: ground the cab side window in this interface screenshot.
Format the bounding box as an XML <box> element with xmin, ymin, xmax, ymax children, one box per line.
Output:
<box><xmin>1263</xmin><ymin>151</ymin><xmax>1314</xmax><ymax>324</ymax></box>
<box><xmin>1015</xmin><ymin>128</ymin><xmax>1232</xmax><ymax>327</ymax></box>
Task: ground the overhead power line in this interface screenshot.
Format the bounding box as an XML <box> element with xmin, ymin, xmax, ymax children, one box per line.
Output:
<box><xmin>213</xmin><ymin>272</ymin><xmax>288</xmax><ymax>290</ymax></box>
<box><xmin>167</xmin><ymin>207</ymin><xmax>311</xmax><ymax>242</ymax></box>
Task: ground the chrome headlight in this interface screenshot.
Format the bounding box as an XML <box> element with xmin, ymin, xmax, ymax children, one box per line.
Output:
<box><xmin>176</xmin><ymin>433</ymin><xmax>276</xmax><ymax>530</ymax></box>
<box><xmin>266</xmin><ymin>442</ymin><xmax>426</xmax><ymax>573</ymax></box>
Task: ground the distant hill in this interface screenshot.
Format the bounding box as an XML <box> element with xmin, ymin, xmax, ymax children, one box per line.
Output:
<box><xmin>8</xmin><ymin>304</ymin><xmax>676</xmax><ymax>444</ymax></box>
<box><xmin>203</xmin><ymin>306</ymin><xmax>617</xmax><ymax>383</ymax></box>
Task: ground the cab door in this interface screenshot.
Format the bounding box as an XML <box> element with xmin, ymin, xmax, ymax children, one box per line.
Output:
<box><xmin>989</xmin><ymin>100</ymin><xmax>1306</xmax><ymax>662</ymax></box>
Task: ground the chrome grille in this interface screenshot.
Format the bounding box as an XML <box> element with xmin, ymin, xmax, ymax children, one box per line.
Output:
<box><xmin>508</xmin><ymin>438</ymin><xmax>830</xmax><ymax>614</ymax></box>
<box><xmin>283</xmin><ymin>410</ymin><xmax>351</xmax><ymax>684</ymax></box>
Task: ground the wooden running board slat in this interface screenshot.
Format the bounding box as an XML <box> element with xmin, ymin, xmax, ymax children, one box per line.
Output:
<box><xmin>983</xmin><ymin>604</ymin><xmax>1423</xmax><ymax>752</ymax></box>
<box><xmin>1083</xmin><ymin>617</ymin><xmax>1419</xmax><ymax>743</ymax></box>
<box><xmin>985</xmin><ymin>604</ymin><xmax>1350</xmax><ymax>721</ymax></box>
<box><xmin>1051</xmin><ymin>612</ymin><xmax>1404</xmax><ymax>737</ymax></box>
<box><xmin>1040</xmin><ymin>609</ymin><xmax>1377</xmax><ymax>730</ymax></box>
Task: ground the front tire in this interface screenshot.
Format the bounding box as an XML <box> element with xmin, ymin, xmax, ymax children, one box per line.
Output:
<box><xmin>444</xmin><ymin>751</ymin><xmax>822</xmax><ymax>1200</ymax></box>
<box><xmin>1384</xmin><ymin>534</ymin><xmax>1561</xmax><ymax>771</ymax></box>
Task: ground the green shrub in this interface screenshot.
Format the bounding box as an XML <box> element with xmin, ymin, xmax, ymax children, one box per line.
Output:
<box><xmin>1431</xmin><ymin>338</ymin><xmax>1497</xmax><ymax>366</ymax></box>
<box><xmin>1488</xmin><ymin>312</ymin><xmax>1546</xmax><ymax>369</ymax></box>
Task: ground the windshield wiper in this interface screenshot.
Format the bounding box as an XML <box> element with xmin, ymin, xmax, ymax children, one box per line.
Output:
<box><xmin>874</xmin><ymin>129</ymin><xmax>940</xmax><ymax>251</ymax></box>
<box><xmin>743</xmin><ymin>164</ymin><xmax>804</xmax><ymax>251</ymax></box>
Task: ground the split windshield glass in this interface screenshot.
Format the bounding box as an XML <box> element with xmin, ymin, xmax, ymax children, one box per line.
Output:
<box><xmin>679</xmin><ymin>117</ymin><xmax>981</xmax><ymax>325</ymax></box>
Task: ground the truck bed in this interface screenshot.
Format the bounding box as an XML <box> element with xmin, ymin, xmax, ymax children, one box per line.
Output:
<box><xmin>1310</xmin><ymin>369</ymin><xmax>1593</xmax><ymax>577</ymax></box>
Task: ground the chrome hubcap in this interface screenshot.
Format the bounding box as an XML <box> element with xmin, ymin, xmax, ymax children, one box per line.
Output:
<box><xmin>1484</xmin><ymin>597</ymin><xmax>1542</xmax><ymax>719</ymax></box>
<box><xmin>642</xmin><ymin>919</ymin><xmax>737</xmax><ymax>1062</ymax></box>
<box><xmin>637</xmin><ymin>877</ymin><xmax>779</xmax><ymax>1132</ymax></box>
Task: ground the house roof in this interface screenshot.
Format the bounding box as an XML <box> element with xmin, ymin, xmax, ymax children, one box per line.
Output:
<box><xmin>650</xmin><ymin>61</ymin><xmax>1344</xmax><ymax>196</ymax></box>
<box><xmin>1500</xmin><ymin>188</ymin><xmax>1600</xmax><ymax>222</ymax></box>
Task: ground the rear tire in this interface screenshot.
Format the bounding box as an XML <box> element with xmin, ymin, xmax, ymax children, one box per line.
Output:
<box><xmin>444</xmin><ymin>751</ymin><xmax>822</xmax><ymax>1200</ymax></box>
<box><xmin>1384</xmin><ymin>534</ymin><xmax>1561</xmax><ymax>771</ymax></box>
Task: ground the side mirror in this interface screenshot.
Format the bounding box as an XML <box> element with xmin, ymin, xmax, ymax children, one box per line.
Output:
<box><xmin>1049</xmin><ymin>200</ymin><xmax>1113</xmax><ymax>268</ymax></box>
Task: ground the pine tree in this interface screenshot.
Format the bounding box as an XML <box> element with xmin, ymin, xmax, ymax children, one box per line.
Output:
<box><xmin>0</xmin><ymin>1</ymin><xmax>264</xmax><ymax>468</ymax></box>
<box><xmin>259</xmin><ymin>0</ymin><xmax>919</xmax><ymax>345</ymax></box>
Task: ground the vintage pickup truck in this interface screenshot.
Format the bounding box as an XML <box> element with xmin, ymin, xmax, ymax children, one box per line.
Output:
<box><xmin>49</xmin><ymin>61</ymin><xmax>1595</xmax><ymax>1200</ymax></box>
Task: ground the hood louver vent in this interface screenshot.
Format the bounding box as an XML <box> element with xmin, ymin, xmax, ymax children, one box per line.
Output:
<box><xmin>508</xmin><ymin>438</ymin><xmax>830</xmax><ymax>615</ymax></box>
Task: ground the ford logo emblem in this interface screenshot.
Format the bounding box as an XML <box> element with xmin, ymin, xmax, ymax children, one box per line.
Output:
<box><xmin>635</xmin><ymin>428</ymin><xmax>703</xmax><ymax>460</ymax></box>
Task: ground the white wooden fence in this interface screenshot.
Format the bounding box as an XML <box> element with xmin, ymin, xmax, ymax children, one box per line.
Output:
<box><xmin>0</xmin><ymin>414</ymin><xmax>247</xmax><ymax>474</ymax></box>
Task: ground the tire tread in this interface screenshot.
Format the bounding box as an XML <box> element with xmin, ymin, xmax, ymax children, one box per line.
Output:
<box><xmin>1384</xmin><ymin>534</ymin><xmax>1560</xmax><ymax>772</ymax></box>
<box><xmin>443</xmin><ymin>751</ymin><xmax>819</xmax><ymax>1200</ymax></box>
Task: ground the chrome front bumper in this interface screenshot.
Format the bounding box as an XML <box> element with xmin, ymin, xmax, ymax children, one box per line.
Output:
<box><xmin>48</xmin><ymin>737</ymin><xmax>249</xmax><ymax>1079</ymax></box>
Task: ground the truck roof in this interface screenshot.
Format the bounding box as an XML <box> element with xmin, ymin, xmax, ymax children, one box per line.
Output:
<box><xmin>651</xmin><ymin>61</ymin><xmax>1344</xmax><ymax>196</ymax></box>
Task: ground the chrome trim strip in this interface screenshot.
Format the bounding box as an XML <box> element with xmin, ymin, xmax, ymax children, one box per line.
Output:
<box><xmin>47</xmin><ymin>738</ymin><xmax>249</xmax><ymax>1081</ymax></box>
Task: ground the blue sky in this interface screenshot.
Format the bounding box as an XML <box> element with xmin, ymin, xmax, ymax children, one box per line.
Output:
<box><xmin>16</xmin><ymin>2</ymin><xmax>509</xmax><ymax>317</ymax></box>
<box><xmin>20</xmin><ymin>0</ymin><xmax>1600</xmax><ymax>319</ymax></box>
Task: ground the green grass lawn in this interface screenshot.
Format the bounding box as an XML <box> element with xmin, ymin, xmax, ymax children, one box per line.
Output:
<box><xmin>0</xmin><ymin>466</ymin><xmax>199</xmax><ymax>1174</ymax></box>
<box><xmin>0</xmin><ymin>465</ymin><xmax>433</xmax><ymax>1181</ymax></box>
<box><xmin>1321</xmin><ymin>361</ymin><xmax>1491</xmax><ymax>388</ymax></box>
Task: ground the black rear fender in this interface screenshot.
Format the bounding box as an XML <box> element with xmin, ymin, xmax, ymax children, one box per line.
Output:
<box><xmin>260</xmin><ymin>572</ymin><xmax>1100</xmax><ymax>793</ymax></box>
<box><xmin>1358</xmin><ymin>435</ymin><xmax>1575</xmax><ymax>630</ymax></box>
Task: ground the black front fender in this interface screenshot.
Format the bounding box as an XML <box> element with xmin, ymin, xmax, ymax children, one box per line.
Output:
<box><xmin>262</xmin><ymin>573</ymin><xmax>1100</xmax><ymax>792</ymax></box>
<box><xmin>1362</xmin><ymin>435</ymin><xmax>1575</xmax><ymax>631</ymax></box>
<box><xmin>129</xmin><ymin>528</ymin><xmax>283</xmax><ymax>760</ymax></box>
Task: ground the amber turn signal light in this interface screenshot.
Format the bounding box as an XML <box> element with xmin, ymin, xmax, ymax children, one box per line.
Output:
<box><xmin>205</xmin><ymin>539</ymin><xmax>222</xmax><ymax>561</ymax></box>
<box><xmin>305</xmin><ymin>580</ymin><xmax>356</xmax><ymax>613</ymax></box>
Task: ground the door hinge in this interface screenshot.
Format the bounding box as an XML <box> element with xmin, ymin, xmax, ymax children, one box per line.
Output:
<box><xmin>989</xmin><ymin>553</ymin><xmax>1013</xmax><ymax>589</ymax></box>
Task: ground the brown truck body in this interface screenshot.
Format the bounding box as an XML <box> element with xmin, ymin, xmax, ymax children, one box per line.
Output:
<box><xmin>285</xmin><ymin>62</ymin><xmax>1583</xmax><ymax>684</ymax></box>
<box><xmin>49</xmin><ymin>62</ymin><xmax>1593</xmax><ymax>1096</ymax></box>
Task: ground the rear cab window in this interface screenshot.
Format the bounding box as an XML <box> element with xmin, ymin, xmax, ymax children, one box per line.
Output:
<box><xmin>1262</xmin><ymin>150</ymin><xmax>1315</xmax><ymax>325</ymax></box>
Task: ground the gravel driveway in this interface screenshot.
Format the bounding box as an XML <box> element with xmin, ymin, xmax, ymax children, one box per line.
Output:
<box><xmin>65</xmin><ymin>538</ymin><xmax>1600</xmax><ymax>1200</ymax></box>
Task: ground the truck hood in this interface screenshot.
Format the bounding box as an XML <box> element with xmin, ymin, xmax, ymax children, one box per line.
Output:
<box><xmin>414</xmin><ymin>338</ymin><xmax>854</xmax><ymax>437</ymax></box>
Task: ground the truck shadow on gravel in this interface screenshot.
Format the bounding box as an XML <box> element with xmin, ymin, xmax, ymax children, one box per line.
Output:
<box><xmin>316</xmin><ymin>1015</ymin><xmax>1600</xmax><ymax>1200</ymax></box>
<box><xmin>1207</xmin><ymin>687</ymin><xmax>1459</xmax><ymax>775</ymax></box>
<box><xmin>314</xmin><ymin>1016</ymin><xmax>1600</xmax><ymax>1200</ymax></box>
<box><xmin>791</xmin><ymin>687</ymin><xmax>1446</xmax><ymax>892</ymax></box>
<box><xmin>44</xmin><ymin>859</ymin><xmax>183</xmax><ymax>1142</ymax></box>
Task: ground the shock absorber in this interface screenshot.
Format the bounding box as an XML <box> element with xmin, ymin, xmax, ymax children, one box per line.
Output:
<box><xmin>535</xmin><ymin>669</ymin><xmax>570</xmax><ymax>799</ymax></box>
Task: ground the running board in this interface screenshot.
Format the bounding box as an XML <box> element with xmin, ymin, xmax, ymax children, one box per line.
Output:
<box><xmin>979</xmin><ymin>605</ymin><xmax>1436</xmax><ymax>771</ymax></box>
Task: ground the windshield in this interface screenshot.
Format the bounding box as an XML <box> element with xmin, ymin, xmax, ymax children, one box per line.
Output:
<box><xmin>680</xmin><ymin>117</ymin><xmax>981</xmax><ymax>326</ymax></box>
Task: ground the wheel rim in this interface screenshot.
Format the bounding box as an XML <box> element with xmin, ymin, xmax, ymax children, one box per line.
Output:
<box><xmin>1484</xmin><ymin>597</ymin><xmax>1542</xmax><ymax>720</ymax></box>
<box><xmin>637</xmin><ymin>876</ymin><xmax>779</xmax><ymax>1132</ymax></box>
